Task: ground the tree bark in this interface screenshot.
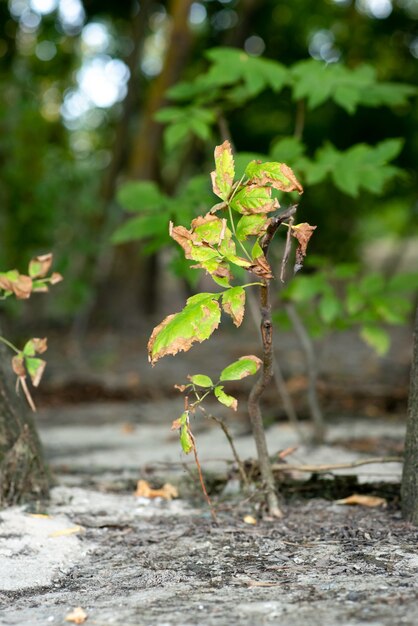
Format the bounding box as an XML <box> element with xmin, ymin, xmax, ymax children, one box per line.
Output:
<box><xmin>0</xmin><ymin>340</ymin><xmax>49</xmax><ymax>506</ymax></box>
<box><xmin>401</xmin><ymin>305</ymin><xmax>418</xmax><ymax>525</ymax></box>
<box><xmin>129</xmin><ymin>0</ymin><xmax>194</xmax><ymax>179</ymax></box>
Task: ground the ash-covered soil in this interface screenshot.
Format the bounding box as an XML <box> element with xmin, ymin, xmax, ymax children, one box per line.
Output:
<box><xmin>1</xmin><ymin>488</ymin><xmax>417</xmax><ymax>626</ymax></box>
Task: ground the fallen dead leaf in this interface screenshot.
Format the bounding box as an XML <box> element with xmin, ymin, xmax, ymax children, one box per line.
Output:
<box><xmin>335</xmin><ymin>494</ymin><xmax>387</xmax><ymax>507</ymax></box>
<box><xmin>49</xmin><ymin>525</ymin><xmax>84</xmax><ymax>538</ymax></box>
<box><xmin>65</xmin><ymin>607</ymin><xmax>87</xmax><ymax>624</ymax></box>
<box><xmin>278</xmin><ymin>446</ymin><xmax>298</xmax><ymax>460</ymax></box>
<box><xmin>243</xmin><ymin>515</ymin><xmax>257</xmax><ymax>525</ymax></box>
<box><xmin>29</xmin><ymin>513</ymin><xmax>50</xmax><ymax>519</ymax></box>
<box><xmin>134</xmin><ymin>479</ymin><xmax>178</xmax><ymax>500</ymax></box>
<box><xmin>121</xmin><ymin>422</ymin><xmax>135</xmax><ymax>434</ymax></box>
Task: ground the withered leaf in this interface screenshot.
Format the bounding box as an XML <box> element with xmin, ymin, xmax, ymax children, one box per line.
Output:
<box><xmin>0</xmin><ymin>273</ymin><xmax>33</xmax><ymax>299</ymax></box>
<box><xmin>336</xmin><ymin>494</ymin><xmax>387</xmax><ymax>508</ymax></box>
<box><xmin>291</xmin><ymin>222</ymin><xmax>317</xmax><ymax>257</ymax></box>
<box><xmin>249</xmin><ymin>254</ymin><xmax>273</xmax><ymax>279</ymax></box>
<box><xmin>64</xmin><ymin>606</ymin><xmax>88</xmax><ymax>624</ymax></box>
<box><xmin>12</xmin><ymin>355</ymin><xmax>26</xmax><ymax>378</ymax></box>
<box><xmin>291</xmin><ymin>222</ymin><xmax>317</xmax><ymax>272</ymax></box>
<box><xmin>28</xmin><ymin>253</ymin><xmax>53</xmax><ymax>279</ymax></box>
<box><xmin>134</xmin><ymin>479</ymin><xmax>178</xmax><ymax>500</ymax></box>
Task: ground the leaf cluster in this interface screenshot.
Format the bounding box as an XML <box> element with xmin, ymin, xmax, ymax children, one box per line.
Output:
<box><xmin>278</xmin><ymin>261</ymin><xmax>418</xmax><ymax>355</ymax></box>
<box><xmin>147</xmin><ymin>141</ymin><xmax>311</xmax><ymax>366</ymax></box>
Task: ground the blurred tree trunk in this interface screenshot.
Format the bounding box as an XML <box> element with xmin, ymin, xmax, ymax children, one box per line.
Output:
<box><xmin>127</xmin><ymin>0</ymin><xmax>194</xmax><ymax>315</ymax></box>
<box><xmin>401</xmin><ymin>305</ymin><xmax>418</xmax><ymax>525</ymax></box>
<box><xmin>0</xmin><ymin>339</ymin><xmax>49</xmax><ymax>506</ymax></box>
<box><xmin>224</xmin><ymin>0</ymin><xmax>264</xmax><ymax>47</ymax></box>
<box><xmin>129</xmin><ymin>0</ymin><xmax>194</xmax><ymax>180</ymax></box>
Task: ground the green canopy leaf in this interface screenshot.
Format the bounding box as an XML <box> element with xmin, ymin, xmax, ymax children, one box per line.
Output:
<box><xmin>360</xmin><ymin>325</ymin><xmax>390</xmax><ymax>356</ymax></box>
<box><xmin>116</xmin><ymin>181</ymin><xmax>165</xmax><ymax>213</ymax></box>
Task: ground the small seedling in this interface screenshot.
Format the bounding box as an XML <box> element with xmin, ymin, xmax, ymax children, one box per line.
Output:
<box><xmin>0</xmin><ymin>253</ymin><xmax>62</xmax><ymax>411</ymax></box>
<box><xmin>148</xmin><ymin>141</ymin><xmax>315</xmax><ymax>517</ymax></box>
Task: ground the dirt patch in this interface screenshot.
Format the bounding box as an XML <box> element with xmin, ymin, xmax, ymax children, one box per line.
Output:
<box><xmin>1</xmin><ymin>488</ymin><xmax>417</xmax><ymax>626</ymax></box>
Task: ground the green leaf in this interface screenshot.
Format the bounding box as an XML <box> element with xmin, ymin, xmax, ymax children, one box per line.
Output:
<box><xmin>251</xmin><ymin>240</ymin><xmax>263</xmax><ymax>260</ymax></box>
<box><xmin>318</xmin><ymin>290</ymin><xmax>342</xmax><ymax>324</ymax></box>
<box><xmin>360</xmin><ymin>325</ymin><xmax>390</xmax><ymax>356</ymax></box>
<box><xmin>236</xmin><ymin>214</ymin><xmax>268</xmax><ymax>241</ymax></box>
<box><xmin>281</xmin><ymin>274</ymin><xmax>327</xmax><ymax>303</ymax></box>
<box><xmin>189</xmin><ymin>374</ymin><xmax>213</xmax><ymax>388</ymax></box>
<box><xmin>387</xmin><ymin>272</ymin><xmax>418</xmax><ymax>293</ymax></box>
<box><xmin>234</xmin><ymin>152</ymin><xmax>268</xmax><ymax>179</ymax></box>
<box><xmin>211</xmin><ymin>274</ymin><xmax>231</xmax><ymax>288</ymax></box>
<box><xmin>180</xmin><ymin>427</ymin><xmax>193</xmax><ymax>454</ymax></box>
<box><xmin>164</xmin><ymin>121</ymin><xmax>191</xmax><ymax>151</ymax></box>
<box><xmin>270</xmin><ymin>136</ymin><xmax>306</xmax><ymax>163</ymax></box>
<box><xmin>154</xmin><ymin>106</ymin><xmax>186</xmax><ymax>123</ymax></box>
<box><xmin>116</xmin><ymin>181</ymin><xmax>165</xmax><ymax>212</ymax></box>
<box><xmin>222</xmin><ymin>286</ymin><xmax>245</xmax><ymax>327</ymax></box>
<box><xmin>370</xmin><ymin>295</ymin><xmax>409</xmax><ymax>325</ymax></box>
<box><xmin>24</xmin><ymin>356</ymin><xmax>46</xmax><ymax>387</ymax></box>
<box><xmin>204</xmin><ymin>48</ymin><xmax>288</xmax><ymax>99</ymax></box>
<box><xmin>346</xmin><ymin>284</ymin><xmax>365</xmax><ymax>315</ymax></box>
<box><xmin>148</xmin><ymin>293</ymin><xmax>222</xmax><ymax>364</ymax></box>
<box><xmin>112</xmin><ymin>215</ymin><xmax>168</xmax><ymax>244</ymax></box>
<box><xmin>211</xmin><ymin>141</ymin><xmax>235</xmax><ymax>201</ymax></box>
<box><xmin>214</xmin><ymin>386</ymin><xmax>238</xmax><ymax>411</ymax></box>
<box><xmin>359</xmin><ymin>273</ymin><xmax>385</xmax><ymax>295</ymax></box>
<box><xmin>230</xmin><ymin>185</ymin><xmax>277</xmax><ymax>215</ymax></box>
<box><xmin>219</xmin><ymin>355</ymin><xmax>262</xmax><ymax>381</ymax></box>
<box><xmin>302</xmin><ymin>140</ymin><xmax>404</xmax><ymax>197</ymax></box>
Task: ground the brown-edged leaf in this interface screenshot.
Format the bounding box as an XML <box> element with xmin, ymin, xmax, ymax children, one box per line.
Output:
<box><xmin>222</xmin><ymin>286</ymin><xmax>245</xmax><ymax>327</ymax></box>
<box><xmin>245</xmin><ymin>161</ymin><xmax>303</xmax><ymax>194</ymax></box>
<box><xmin>210</xmin><ymin>140</ymin><xmax>235</xmax><ymax>201</ymax></box>
<box><xmin>28</xmin><ymin>253</ymin><xmax>53</xmax><ymax>279</ymax></box>
<box><xmin>148</xmin><ymin>294</ymin><xmax>221</xmax><ymax>364</ymax></box>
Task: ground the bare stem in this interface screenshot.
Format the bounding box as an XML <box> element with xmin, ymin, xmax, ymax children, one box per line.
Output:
<box><xmin>247</xmin><ymin>290</ymin><xmax>305</xmax><ymax>441</ymax></box>
<box><xmin>272</xmin><ymin>456</ymin><xmax>402</xmax><ymax>474</ymax></box>
<box><xmin>206</xmin><ymin>411</ymin><xmax>250</xmax><ymax>489</ymax></box>
<box><xmin>248</xmin><ymin>278</ymin><xmax>283</xmax><ymax>517</ymax></box>
<box><xmin>190</xmin><ymin>432</ymin><xmax>218</xmax><ymax>523</ymax></box>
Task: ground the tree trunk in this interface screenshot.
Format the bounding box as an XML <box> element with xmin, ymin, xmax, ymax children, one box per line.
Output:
<box><xmin>0</xmin><ymin>340</ymin><xmax>49</xmax><ymax>506</ymax></box>
<box><xmin>401</xmin><ymin>305</ymin><xmax>418</xmax><ymax>525</ymax></box>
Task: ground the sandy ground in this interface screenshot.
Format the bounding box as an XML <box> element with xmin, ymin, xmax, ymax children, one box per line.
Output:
<box><xmin>1</xmin><ymin>410</ymin><xmax>417</xmax><ymax>626</ymax></box>
<box><xmin>0</xmin><ymin>324</ymin><xmax>416</xmax><ymax>625</ymax></box>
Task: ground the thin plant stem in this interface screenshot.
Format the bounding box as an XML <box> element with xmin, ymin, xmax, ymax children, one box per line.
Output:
<box><xmin>0</xmin><ymin>336</ymin><xmax>20</xmax><ymax>354</ymax></box>
<box><xmin>227</xmin><ymin>204</ymin><xmax>252</xmax><ymax>261</ymax></box>
<box><xmin>247</xmin><ymin>290</ymin><xmax>305</xmax><ymax>442</ymax></box>
<box><xmin>190</xmin><ymin>431</ymin><xmax>218</xmax><ymax>523</ymax></box>
<box><xmin>199</xmin><ymin>406</ymin><xmax>250</xmax><ymax>489</ymax></box>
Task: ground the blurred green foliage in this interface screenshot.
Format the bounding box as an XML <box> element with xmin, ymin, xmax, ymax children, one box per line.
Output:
<box><xmin>0</xmin><ymin>0</ymin><xmax>417</xmax><ymax>320</ymax></box>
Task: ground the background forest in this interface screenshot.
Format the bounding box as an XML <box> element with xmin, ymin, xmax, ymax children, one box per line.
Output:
<box><xmin>0</xmin><ymin>0</ymin><xmax>417</xmax><ymax>344</ymax></box>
